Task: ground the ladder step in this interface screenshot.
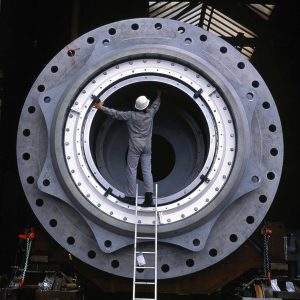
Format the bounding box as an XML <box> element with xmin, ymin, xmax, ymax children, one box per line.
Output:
<box><xmin>135</xmin><ymin>251</ymin><xmax>155</xmax><ymax>254</ymax></box>
<box><xmin>136</xmin><ymin>266</ymin><xmax>155</xmax><ymax>269</ymax></box>
<box><xmin>137</xmin><ymin>236</ymin><xmax>155</xmax><ymax>240</ymax></box>
<box><xmin>135</xmin><ymin>281</ymin><xmax>155</xmax><ymax>285</ymax></box>
<box><xmin>134</xmin><ymin>298</ymin><xmax>155</xmax><ymax>300</ymax></box>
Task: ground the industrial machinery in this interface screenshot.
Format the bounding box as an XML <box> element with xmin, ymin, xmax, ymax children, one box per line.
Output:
<box><xmin>16</xmin><ymin>18</ymin><xmax>283</xmax><ymax>281</ymax></box>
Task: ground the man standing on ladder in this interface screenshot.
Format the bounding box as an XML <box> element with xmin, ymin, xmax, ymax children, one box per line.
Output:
<box><xmin>94</xmin><ymin>88</ymin><xmax>161</xmax><ymax>207</ymax></box>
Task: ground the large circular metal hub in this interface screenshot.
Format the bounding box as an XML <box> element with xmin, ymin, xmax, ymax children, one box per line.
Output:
<box><xmin>17</xmin><ymin>18</ymin><xmax>283</xmax><ymax>279</ymax></box>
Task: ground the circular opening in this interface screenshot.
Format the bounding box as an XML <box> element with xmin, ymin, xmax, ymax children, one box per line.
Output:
<box><xmin>246</xmin><ymin>92</ymin><xmax>254</xmax><ymax>100</ymax></box>
<box><xmin>220</xmin><ymin>46</ymin><xmax>227</xmax><ymax>53</ymax></box>
<box><xmin>43</xmin><ymin>179</ymin><xmax>50</xmax><ymax>186</ymax></box>
<box><xmin>267</xmin><ymin>172</ymin><xmax>275</xmax><ymax>180</ymax></box>
<box><xmin>91</xmin><ymin>81</ymin><xmax>209</xmax><ymax>201</ymax></box>
<box><xmin>49</xmin><ymin>219</ymin><xmax>57</xmax><ymax>227</ymax></box>
<box><xmin>37</xmin><ymin>85</ymin><xmax>45</xmax><ymax>92</ymax></box>
<box><xmin>88</xmin><ymin>250</ymin><xmax>96</xmax><ymax>259</ymax></box>
<box><xmin>246</xmin><ymin>216</ymin><xmax>255</xmax><ymax>224</ymax></box>
<box><xmin>137</xmin><ymin>268</ymin><xmax>144</xmax><ymax>273</ymax></box>
<box><xmin>229</xmin><ymin>234</ymin><xmax>238</xmax><ymax>242</ymax></box>
<box><xmin>184</xmin><ymin>38</ymin><xmax>192</xmax><ymax>45</ymax></box>
<box><xmin>270</xmin><ymin>148</ymin><xmax>278</xmax><ymax>156</ymax></box>
<box><xmin>200</xmin><ymin>34</ymin><xmax>207</xmax><ymax>41</ymax></box>
<box><xmin>26</xmin><ymin>176</ymin><xmax>34</xmax><ymax>184</ymax></box>
<box><xmin>161</xmin><ymin>264</ymin><xmax>170</xmax><ymax>273</ymax></box>
<box><xmin>209</xmin><ymin>248</ymin><xmax>217</xmax><ymax>257</ymax></box>
<box><xmin>178</xmin><ymin>26</ymin><xmax>185</xmax><ymax>34</ymax></box>
<box><xmin>51</xmin><ymin>66</ymin><xmax>58</xmax><ymax>73</ymax></box>
<box><xmin>269</xmin><ymin>124</ymin><xmax>277</xmax><ymax>132</ymax></box>
<box><xmin>108</xmin><ymin>28</ymin><xmax>116</xmax><ymax>35</ymax></box>
<box><xmin>155</xmin><ymin>23</ymin><xmax>162</xmax><ymax>30</ymax></box>
<box><xmin>23</xmin><ymin>129</ymin><xmax>31</xmax><ymax>136</ymax></box>
<box><xmin>262</xmin><ymin>102</ymin><xmax>270</xmax><ymax>109</ymax></box>
<box><xmin>186</xmin><ymin>258</ymin><xmax>194</xmax><ymax>267</ymax></box>
<box><xmin>111</xmin><ymin>260</ymin><xmax>119</xmax><ymax>268</ymax></box>
<box><xmin>131</xmin><ymin>23</ymin><xmax>139</xmax><ymax>30</ymax></box>
<box><xmin>193</xmin><ymin>239</ymin><xmax>200</xmax><ymax>246</ymax></box>
<box><xmin>28</xmin><ymin>106</ymin><xmax>36</xmax><ymax>113</ymax></box>
<box><xmin>44</xmin><ymin>96</ymin><xmax>51</xmax><ymax>103</ymax></box>
<box><xmin>103</xmin><ymin>39</ymin><xmax>110</xmax><ymax>46</ymax></box>
<box><xmin>259</xmin><ymin>195</ymin><xmax>267</xmax><ymax>203</ymax></box>
<box><xmin>36</xmin><ymin>198</ymin><xmax>44</xmax><ymax>207</ymax></box>
<box><xmin>251</xmin><ymin>176</ymin><xmax>259</xmax><ymax>183</ymax></box>
<box><xmin>67</xmin><ymin>236</ymin><xmax>75</xmax><ymax>245</ymax></box>
<box><xmin>252</xmin><ymin>80</ymin><xmax>260</xmax><ymax>88</ymax></box>
<box><xmin>87</xmin><ymin>37</ymin><xmax>95</xmax><ymax>44</ymax></box>
<box><xmin>104</xmin><ymin>240</ymin><xmax>112</xmax><ymax>248</ymax></box>
<box><xmin>67</xmin><ymin>49</ymin><xmax>75</xmax><ymax>57</ymax></box>
<box><xmin>237</xmin><ymin>62</ymin><xmax>245</xmax><ymax>69</ymax></box>
<box><xmin>22</xmin><ymin>152</ymin><xmax>30</xmax><ymax>160</ymax></box>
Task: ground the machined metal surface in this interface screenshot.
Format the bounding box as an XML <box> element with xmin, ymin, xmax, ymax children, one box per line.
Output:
<box><xmin>17</xmin><ymin>18</ymin><xmax>283</xmax><ymax>279</ymax></box>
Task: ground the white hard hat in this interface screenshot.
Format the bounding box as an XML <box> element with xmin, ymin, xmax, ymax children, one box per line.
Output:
<box><xmin>135</xmin><ymin>95</ymin><xmax>150</xmax><ymax>110</ymax></box>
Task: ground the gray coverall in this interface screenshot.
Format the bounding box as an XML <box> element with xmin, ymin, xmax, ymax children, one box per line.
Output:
<box><xmin>102</xmin><ymin>98</ymin><xmax>160</xmax><ymax>197</ymax></box>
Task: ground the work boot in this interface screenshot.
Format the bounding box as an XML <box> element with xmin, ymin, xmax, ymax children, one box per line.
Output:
<box><xmin>120</xmin><ymin>196</ymin><xmax>135</xmax><ymax>205</ymax></box>
<box><xmin>141</xmin><ymin>192</ymin><xmax>154</xmax><ymax>207</ymax></box>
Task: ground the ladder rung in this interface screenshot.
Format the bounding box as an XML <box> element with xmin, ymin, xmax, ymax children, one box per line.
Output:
<box><xmin>135</xmin><ymin>251</ymin><xmax>155</xmax><ymax>254</ymax></box>
<box><xmin>136</xmin><ymin>266</ymin><xmax>155</xmax><ymax>269</ymax></box>
<box><xmin>134</xmin><ymin>298</ymin><xmax>155</xmax><ymax>300</ymax></box>
<box><xmin>137</xmin><ymin>236</ymin><xmax>155</xmax><ymax>240</ymax></box>
<box><xmin>135</xmin><ymin>281</ymin><xmax>155</xmax><ymax>285</ymax></box>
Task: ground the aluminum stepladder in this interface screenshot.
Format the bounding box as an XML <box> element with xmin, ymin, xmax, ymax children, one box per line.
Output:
<box><xmin>132</xmin><ymin>184</ymin><xmax>158</xmax><ymax>300</ymax></box>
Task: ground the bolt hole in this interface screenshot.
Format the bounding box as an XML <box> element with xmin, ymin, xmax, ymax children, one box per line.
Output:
<box><xmin>209</xmin><ymin>248</ymin><xmax>218</xmax><ymax>257</ymax></box>
<box><xmin>37</xmin><ymin>85</ymin><xmax>45</xmax><ymax>92</ymax></box>
<box><xmin>67</xmin><ymin>236</ymin><xmax>75</xmax><ymax>245</ymax></box>
<box><xmin>103</xmin><ymin>39</ymin><xmax>110</xmax><ymax>46</ymax></box>
<box><xmin>178</xmin><ymin>26</ymin><xmax>185</xmax><ymax>34</ymax></box>
<box><xmin>186</xmin><ymin>258</ymin><xmax>194</xmax><ymax>267</ymax></box>
<box><xmin>104</xmin><ymin>240</ymin><xmax>112</xmax><ymax>248</ymax></box>
<box><xmin>246</xmin><ymin>216</ymin><xmax>255</xmax><ymax>224</ymax></box>
<box><xmin>26</xmin><ymin>176</ymin><xmax>34</xmax><ymax>184</ymax></box>
<box><xmin>36</xmin><ymin>198</ymin><xmax>44</xmax><ymax>207</ymax></box>
<box><xmin>49</xmin><ymin>219</ymin><xmax>57</xmax><ymax>227</ymax></box>
<box><xmin>88</xmin><ymin>250</ymin><xmax>96</xmax><ymax>259</ymax></box>
<box><xmin>131</xmin><ymin>23</ymin><xmax>139</xmax><ymax>30</ymax></box>
<box><xmin>220</xmin><ymin>46</ymin><xmax>227</xmax><ymax>53</ymax></box>
<box><xmin>67</xmin><ymin>49</ymin><xmax>75</xmax><ymax>57</ymax></box>
<box><xmin>263</xmin><ymin>102</ymin><xmax>270</xmax><ymax>109</ymax></box>
<box><xmin>44</xmin><ymin>96</ymin><xmax>51</xmax><ymax>103</ymax></box>
<box><xmin>161</xmin><ymin>264</ymin><xmax>170</xmax><ymax>273</ymax></box>
<box><xmin>200</xmin><ymin>34</ymin><xmax>207</xmax><ymax>41</ymax></box>
<box><xmin>237</xmin><ymin>62</ymin><xmax>245</xmax><ymax>69</ymax></box>
<box><xmin>23</xmin><ymin>129</ymin><xmax>31</xmax><ymax>137</ymax></box>
<box><xmin>251</xmin><ymin>176</ymin><xmax>259</xmax><ymax>183</ymax></box>
<box><xmin>108</xmin><ymin>28</ymin><xmax>116</xmax><ymax>35</ymax></box>
<box><xmin>137</xmin><ymin>268</ymin><xmax>144</xmax><ymax>273</ymax></box>
<box><xmin>87</xmin><ymin>37</ymin><xmax>94</xmax><ymax>44</ymax></box>
<box><xmin>28</xmin><ymin>106</ymin><xmax>36</xmax><ymax>113</ymax></box>
<box><xmin>246</xmin><ymin>92</ymin><xmax>254</xmax><ymax>100</ymax></box>
<box><xmin>230</xmin><ymin>234</ymin><xmax>238</xmax><ymax>242</ymax></box>
<box><xmin>43</xmin><ymin>179</ymin><xmax>50</xmax><ymax>186</ymax></box>
<box><xmin>184</xmin><ymin>37</ymin><xmax>192</xmax><ymax>45</ymax></box>
<box><xmin>51</xmin><ymin>66</ymin><xmax>58</xmax><ymax>73</ymax></box>
<box><xmin>155</xmin><ymin>23</ymin><xmax>162</xmax><ymax>30</ymax></box>
<box><xmin>270</xmin><ymin>148</ymin><xmax>278</xmax><ymax>156</ymax></box>
<box><xmin>193</xmin><ymin>239</ymin><xmax>200</xmax><ymax>246</ymax></box>
<box><xmin>252</xmin><ymin>80</ymin><xmax>260</xmax><ymax>88</ymax></box>
<box><xmin>267</xmin><ymin>172</ymin><xmax>275</xmax><ymax>180</ymax></box>
<box><xmin>111</xmin><ymin>260</ymin><xmax>119</xmax><ymax>268</ymax></box>
<box><xmin>259</xmin><ymin>195</ymin><xmax>267</xmax><ymax>203</ymax></box>
<box><xmin>22</xmin><ymin>153</ymin><xmax>30</xmax><ymax>160</ymax></box>
<box><xmin>269</xmin><ymin>124</ymin><xmax>277</xmax><ymax>132</ymax></box>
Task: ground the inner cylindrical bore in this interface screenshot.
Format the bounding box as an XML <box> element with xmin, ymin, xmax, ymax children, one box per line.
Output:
<box><xmin>90</xmin><ymin>81</ymin><xmax>210</xmax><ymax>202</ymax></box>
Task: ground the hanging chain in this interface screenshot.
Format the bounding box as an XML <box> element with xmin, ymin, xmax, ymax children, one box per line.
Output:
<box><xmin>261</xmin><ymin>223</ymin><xmax>272</xmax><ymax>283</ymax></box>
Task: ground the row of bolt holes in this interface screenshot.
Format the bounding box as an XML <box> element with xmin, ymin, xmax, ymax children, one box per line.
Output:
<box><xmin>32</xmin><ymin>195</ymin><xmax>266</xmax><ymax>273</ymax></box>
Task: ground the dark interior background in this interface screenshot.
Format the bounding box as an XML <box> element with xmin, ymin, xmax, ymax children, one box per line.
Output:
<box><xmin>0</xmin><ymin>0</ymin><xmax>299</xmax><ymax>283</ymax></box>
